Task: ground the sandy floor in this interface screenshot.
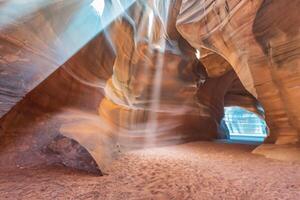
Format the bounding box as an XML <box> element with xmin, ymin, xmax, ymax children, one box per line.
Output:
<box><xmin>0</xmin><ymin>141</ymin><xmax>299</xmax><ymax>200</ymax></box>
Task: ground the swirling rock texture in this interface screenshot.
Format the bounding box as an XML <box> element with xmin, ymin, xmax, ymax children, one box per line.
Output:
<box><xmin>0</xmin><ymin>30</ymin><xmax>115</xmax><ymax>174</ymax></box>
<box><xmin>0</xmin><ymin>0</ymin><xmax>96</xmax><ymax>118</ymax></box>
<box><xmin>0</xmin><ymin>0</ymin><xmax>299</xmax><ymax>176</ymax></box>
<box><xmin>177</xmin><ymin>0</ymin><xmax>300</xmax><ymax>145</ymax></box>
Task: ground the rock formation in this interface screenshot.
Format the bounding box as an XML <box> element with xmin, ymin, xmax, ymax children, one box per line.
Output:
<box><xmin>177</xmin><ymin>0</ymin><xmax>300</xmax><ymax>145</ymax></box>
<box><xmin>0</xmin><ymin>0</ymin><xmax>299</xmax><ymax>173</ymax></box>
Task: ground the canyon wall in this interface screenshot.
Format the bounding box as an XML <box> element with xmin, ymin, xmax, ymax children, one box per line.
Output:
<box><xmin>0</xmin><ymin>0</ymin><xmax>135</xmax><ymax>118</ymax></box>
<box><xmin>0</xmin><ymin>32</ymin><xmax>114</xmax><ymax>174</ymax></box>
<box><xmin>0</xmin><ymin>0</ymin><xmax>299</xmax><ymax>172</ymax></box>
<box><xmin>177</xmin><ymin>0</ymin><xmax>300</xmax><ymax>144</ymax></box>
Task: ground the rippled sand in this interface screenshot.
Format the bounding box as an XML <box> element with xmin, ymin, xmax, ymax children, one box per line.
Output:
<box><xmin>0</xmin><ymin>141</ymin><xmax>299</xmax><ymax>200</ymax></box>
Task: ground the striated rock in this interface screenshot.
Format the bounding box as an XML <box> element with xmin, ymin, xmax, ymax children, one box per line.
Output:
<box><xmin>0</xmin><ymin>0</ymin><xmax>134</xmax><ymax>118</ymax></box>
<box><xmin>0</xmin><ymin>0</ymin><xmax>299</xmax><ymax>172</ymax></box>
<box><xmin>0</xmin><ymin>0</ymin><xmax>90</xmax><ymax>117</ymax></box>
<box><xmin>199</xmin><ymin>48</ymin><xmax>232</xmax><ymax>78</ymax></box>
<box><xmin>0</xmin><ymin>31</ymin><xmax>114</xmax><ymax>173</ymax></box>
<box><xmin>177</xmin><ymin>0</ymin><xmax>300</xmax><ymax>145</ymax></box>
<box><xmin>96</xmin><ymin>1</ymin><xmax>217</xmax><ymax>148</ymax></box>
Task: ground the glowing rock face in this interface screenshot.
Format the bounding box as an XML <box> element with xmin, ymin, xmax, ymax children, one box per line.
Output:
<box><xmin>98</xmin><ymin>1</ymin><xmax>211</xmax><ymax>147</ymax></box>
<box><xmin>93</xmin><ymin>1</ymin><xmax>264</xmax><ymax>152</ymax></box>
<box><xmin>0</xmin><ymin>0</ymin><xmax>136</xmax><ymax>118</ymax></box>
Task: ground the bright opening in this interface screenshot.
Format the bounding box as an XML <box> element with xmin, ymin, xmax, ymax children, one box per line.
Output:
<box><xmin>195</xmin><ymin>49</ymin><xmax>201</xmax><ymax>59</ymax></box>
<box><xmin>91</xmin><ymin>0</ymin><xmax>105</xmax><ymax>16</ymax></box>
<box><xmin>219</xmin><ymin>106</ymin><xmax>268</xmax><ymax>142</ymax></box>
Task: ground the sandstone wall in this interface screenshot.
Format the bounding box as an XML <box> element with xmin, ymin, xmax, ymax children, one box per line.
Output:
<box><xmin>1</xmin><ymin>0</ymin><xmax>298</xmax><ymax>172</ymax></box>
<box><xmin>177</xmin><ymin>0</ymin><xmax>300</xmax><ymax>144</ymax></box>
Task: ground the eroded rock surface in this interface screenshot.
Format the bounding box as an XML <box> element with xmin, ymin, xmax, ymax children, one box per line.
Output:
<box><xmin>177</xmin><ymin>0</ymin><xmax>300</xmax><ymax>144</ymax></box>
<box><xmin>0</xmin><ymin>0</ymin><xmax>299</xmax><ymax>172</ymax></box>
<box><xmin>45</xmin><ymin>135</ymin><xmax>101</xmax><ymax>175</ymax></box>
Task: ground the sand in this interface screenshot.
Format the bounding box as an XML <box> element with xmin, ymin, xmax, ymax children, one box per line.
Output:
<box><xmin>0</xmin><ymin>141</ymin><xmax>299</xmax><ymax>200</ymax></box>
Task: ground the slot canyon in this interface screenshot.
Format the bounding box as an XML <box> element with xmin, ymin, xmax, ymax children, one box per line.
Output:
<box><xmin>0</xmin><ymin>0</ymin><xmax>299</xmax><ymax>199</ymax></box>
